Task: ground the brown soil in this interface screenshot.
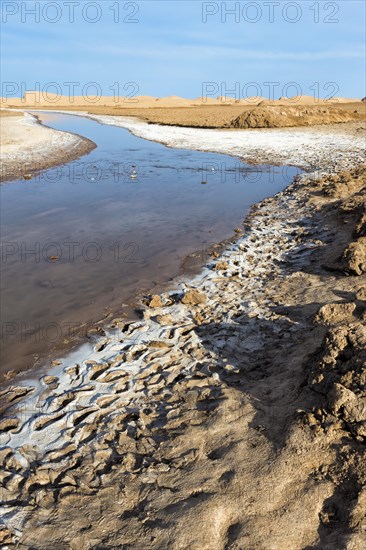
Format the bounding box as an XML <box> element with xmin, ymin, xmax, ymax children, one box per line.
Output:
<box><xmin>17</xmin><ymin>101</ymin><xmax>366</xmax><ymax>129</ymax></box>
<box><xmin>232</xmin><ymin>104</ymin><xmax>366</xmax><ymax>129</ymax></box>
<box><xmin>0</xmin><ymin>109</ymin><xmax>24</xmax><ymax>117</ymax></box>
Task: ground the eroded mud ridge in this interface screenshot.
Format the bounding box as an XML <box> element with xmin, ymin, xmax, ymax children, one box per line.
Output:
<box><xmin>1</xmin><ymin>146</ymin><xmax>366</xmax><ymax>547</ymax></box>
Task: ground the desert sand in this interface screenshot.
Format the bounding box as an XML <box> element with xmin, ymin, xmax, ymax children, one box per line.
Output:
<box><xmin>0</xmin><ymin>110</ymin><xmax>96</xmax><ymax>182</ymax></box>
<box><xmin>1</xmin><ymin>94</ymin><xmax>365</xmax><ymax>129</ymax></box>
<box><xmin>0</xmin><ymin>110</ymin><xmax>23</xmax><ymax>117</ymax></box>
<box><xmin>1</xmin><ymin>93</ymin><xmax>362</xmax><ymax>109</ymax></box>
<box><xmin>0</xmin><ymin>111</ymin><xmax>365</xmax><ymax>548</ymax></box>
<box><xmin>79</xmin><ymin>101</ymin><xmax>365</xmax><ymax>129</ymax></box>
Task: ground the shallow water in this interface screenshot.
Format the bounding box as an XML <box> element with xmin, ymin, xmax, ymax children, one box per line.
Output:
<box><xmin>0</xmin><ymin>113</ymin><xmax>299</xmax><ymax>377</ymax></box>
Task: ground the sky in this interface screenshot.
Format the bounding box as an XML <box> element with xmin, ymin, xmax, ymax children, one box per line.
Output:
<box><xmin>1</xmin><ymin>0</ymin><xmax>365</xmax><ymax>100</ymax></box>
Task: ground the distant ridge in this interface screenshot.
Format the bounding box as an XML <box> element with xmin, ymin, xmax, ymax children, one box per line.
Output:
<box><xmin>0</xmin><ymin>94</ymin><xmax>362</xmax><ymax>109</ymax></box>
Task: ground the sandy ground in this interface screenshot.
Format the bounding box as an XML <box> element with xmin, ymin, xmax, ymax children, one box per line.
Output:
<box><xmin>17</xmin><ymin>101</ymin><xmax>365</xmax><ymax>129</ymax></box>
<box><xmin>1</xmin><ymin>93</ymin><xmax>363</xmax><ymax>109</ymax></box>
<box><xmin>0</xmin><ymin>115</ymin><xmax>365</xmax><ymax>549</ymax></box>
<box><xmin>0</xmin><ymin>111</ymin><xmax>96</xmax><ymax>182</ymax></box>
<box><xmin>0</xmin><ymin>110</ymin><xmax>24</xmax><ymax>118</ymax></box>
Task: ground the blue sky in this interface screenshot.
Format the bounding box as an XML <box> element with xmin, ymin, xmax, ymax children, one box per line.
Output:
<box><xmin>1</xmin><ymin>0</ymin><xmax>365</xmax><ymax>99</ymax></box>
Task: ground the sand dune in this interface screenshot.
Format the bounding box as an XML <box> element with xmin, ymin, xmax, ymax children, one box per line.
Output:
<box><xmin>259</xmin><ymin>95</ymin><xmax>362</xmax><ymax>106</ymax></box>
<box><xmin>1</xmin><ymin>94</ymin><xmax>362</xmax><ymax>110</ymax></box>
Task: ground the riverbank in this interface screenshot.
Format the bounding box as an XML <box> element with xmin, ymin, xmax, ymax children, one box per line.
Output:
<box><xmin>0</xmin><ymin>110</ymin><xmax>96</xmax><ymax>182</ymax></box>
<box><xmin>0</xmin><ymin>119</ymin><xmax>365</xmax><ymax>549</ymax></box>
<box><xmin>55</xmin><ymin>111</ymin><xmax>366</xmax><ymax>170</ymax></box>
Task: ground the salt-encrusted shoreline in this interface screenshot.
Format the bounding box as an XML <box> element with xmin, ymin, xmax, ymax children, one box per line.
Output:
<box><xmin>0</xmin><ymin>118</ymin><xmax>365</xmax><ymax>548</ymax></box>
<box><xmin>87</xmin><ymin>114</ymin><xmax>366</xmax><ymax>171</ymax></box>
<box><xmin>0</xmin><ymin>111</ymin><xmax>96</xmax><ymax>182</ymax></box>
<box><xmin>25</xmin><ymin>109</ymin><xmax>366</xmax><ymax>171</ymax></box>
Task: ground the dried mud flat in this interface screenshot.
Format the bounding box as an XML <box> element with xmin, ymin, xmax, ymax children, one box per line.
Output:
<box><xmin>1</xmin><ymin>122</ymin><xmax>366</xmax><ymax>549</ymax></box>
<box><xmin>0</xmin><ymin>111</ymin><xmax>96</xmax><ymax>182</ymax></box>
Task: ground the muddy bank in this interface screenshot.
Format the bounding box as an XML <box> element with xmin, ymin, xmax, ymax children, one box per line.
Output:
<box><xmin>0</xmin><ymin>112</ymin><xmax>96</xmax><ymax>182</ymax></box>
<box><xmin>0</xmin><ymin>122</ymin><xmax>365</xmax><ymax>549</ymax></box>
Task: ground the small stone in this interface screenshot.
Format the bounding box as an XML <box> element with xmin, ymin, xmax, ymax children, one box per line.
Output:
<box><xmin>224</xmin><ymin>364</ymin><xmax>240</xmax><ymax>374</ymax></box>
<box><xmin>306</xmin><ymin>413</ymin><xmax>318</xmax><ymax>426</ymax></box>
<box><xmin>156</xmin><ymin>314</ymin><xmax>173</xmax><ymax>325</ymax></box>
<box><xmin>215</xmin><ymin>261</ymin><xmax>229</xmax><ymax>271</ymax></box>
<box><xmin>255</xmin><ymin>424</ymin><xmax>266</xmax><ymax>432</ymax></box>
<box><xmin>193</xmin><ymin>312</ymin><xmax>205</xmax><ymax>325</ymax></box>
<box><xmin>123</xmin><ymin>452</ymin><xmax>141</xmax><ymax>472</ymax></box>
<box><xmin>149</xmin><ymin>295</ymin><xmax>163</xmax><ymax>308</ymax></box>
<box><xmin>42</xmin><ymin>375</ymin><xmax>59</xmax><ymax>385</ymax></box>
<box><xmin>181</xmin><ymin>290</ymin><xmax>207</xmax><ymax>306</ymax></box>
